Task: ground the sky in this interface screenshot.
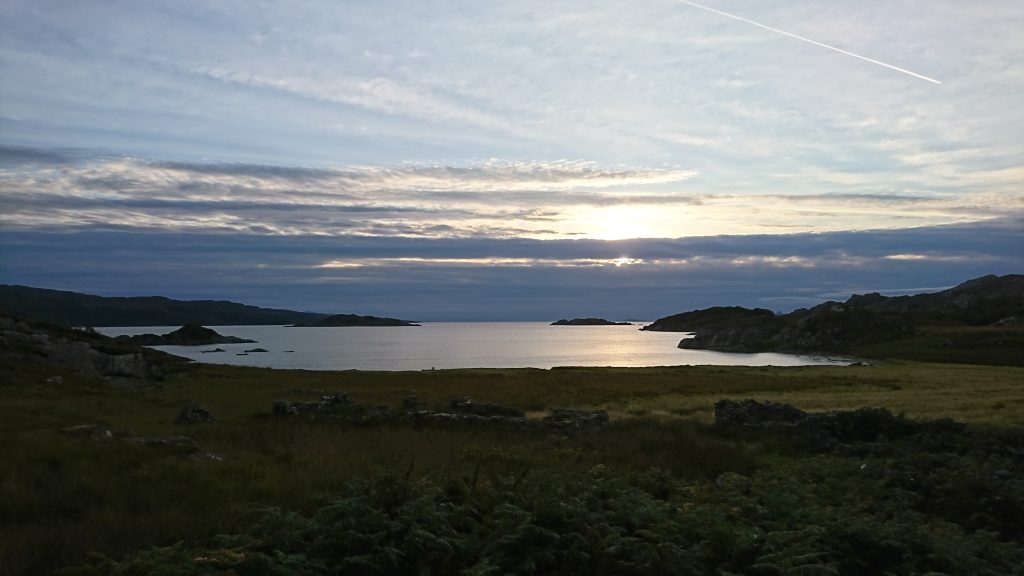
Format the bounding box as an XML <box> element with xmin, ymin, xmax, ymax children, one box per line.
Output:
<box><xmin>1</xmin><ymin>0</ymin><xmax>1022</xmax><ymax>320</ymax></box>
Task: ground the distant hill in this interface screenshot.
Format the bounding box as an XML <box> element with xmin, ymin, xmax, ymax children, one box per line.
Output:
<box><xmin>844</xmin><ymin>274</ymin><xmax>1024</xmax><ymax>326</ymax></box>
<box><xmin>0</xmin><ymin>285</ymin><xmax>328</xmax><ymax>327</ymax></box>
<box><xmin>644</xmin><ymin>274</ymin><xmax>1024</xmax><ymax>365</ymax></box>
<box><xmin>291</xmin><ymin>314</ymin><xmax>420</xmax><ymax>327</ymax></box>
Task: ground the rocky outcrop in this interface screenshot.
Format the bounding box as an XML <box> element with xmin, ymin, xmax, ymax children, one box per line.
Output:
<box><xmin>845</xmin><ymin>274</ymin><xmax>1024</xmax><ymax>326</ymax></box>
<box><xmin>175</xmin><ymin>403</ymin><xmax>215</xmax><ymax>424</ymax></box>
<box><xmin>677</xmin><ymin>325</ymin><xmax>777</xmax><ymax>353</ymax></box>
<box><xmin>271</xmin><ymin>393</ymin><xmax>609</xmax><ymax>435</ymax></box>
<box><xmin>542</xmin><ymin>408</ymin><xmax>610</xmax><ymax>432</ymax></box>
<box><xmin>677</xmin><ymin>303</ymin><xmax>916</xmax><ymax>353</ymax></box>
<box><xmin>290</xmin><ymin>314</ymin><xmax>420</xmax><ymax>327</ymax></box>
<box><xmin>642</xmin><ymin>307</ymin><xmax>779</xmax><ymax>333</ymax></box>
<box><xmin>116</xmin><ymin>323</ymin><xmax>255</xmax><ymax>346</ymax></box>
<box><xmin>650</xmin><ymin>274</ymin><xmax>1022</xmax><ymax>355</ymax></box>
<box><xmin>60</xmin><ymin>424</ymin><xmax>207</xmax><ymax>457</ymax></box>
<box><xmin>0</xmin><ymin>315</ymin><xmax>182</xmax><ymax>382</ymax></box>
<box><xmin>272</xmin><ymin>393</ymin><xmax>390</xmax><ymax>422</ymax></box>
<box><xmin>713</xmin><ymin>399</ymin><xmax>953</xmax><ymax>452</ymax></box>
<box><xmin>551</xmin><ymin>318</ymin><xmax>632</xmax><ymax>326</ymax></box>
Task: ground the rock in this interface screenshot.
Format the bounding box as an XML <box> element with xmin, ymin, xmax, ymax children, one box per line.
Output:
<box><xmin>175</xmin><ymin>403</ymin><xmax>215</xmax><ymax>424</ymax></box>
<box><xmin>60</xmin><ymin>424</ymin><xmax>113</xmax><ymax>440</ymax></box>
<box><xmin>551</xmin><ymin>318</ymin><xmax>632</xmax><ymax>326</ymax></box>
<box><xmin>244</xmin><ymin>348</ymin><xmax>268</xmax><ymax>353</ymax></box>
<box><xmin>201</xmin><ymin>348</ymin><xmax>225</xmax><ymax>353</ymax></box>
<box><xmin>121</xmin><ymin>435</ymin><xmax>200</xmax><ymax>454</ymax></box>
<box><xmin>449</xmin><ymin>397</ymin><xmax>525</xmax><ymax>418</ymax></box>
<box><xmin>542</xmin><ymin>408</ymin><xmax>609</xmax><ymax>434</ymax></box>
<box><xmin>714</xmin><ymin>399</ymin><xmax>920</xmax><ymax>452</ymax></box>
<box><xmin>272</xmin><ymin>393</ymin><xmax>366</xmax><ymax>419</ymax></box>
<box><xmin>115</xmin><ymin>323</ymin><xmax>256</xmax><ymax>346</ymax></box>
<box><xmin>0</xmin><ymin>314</ymin><xmax>179</xmax><ymax>383</ymax></box>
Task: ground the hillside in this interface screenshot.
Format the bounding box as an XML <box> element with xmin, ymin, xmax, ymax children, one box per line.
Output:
<box><xmin>0</xmin><ymin>285</ymin><xmax>328</xmax><ymax>327</ymax></box>
<box><xmin>641</xmin><ymin>306</ymin><xmax>779</xmax><ymax>333</ymax></box>
<box><xmin>645</xmin><ymin>274</ymin><xmax>1024</xmax><ymax>364</ymax></box>
<box><xmin>290</xmin><ymin>314</ymin><xmax>420</xmax><ymax>327</ymax></box>
<box><xmin>551</xmin><ymin>318</ymin><xmax>632</xmax><ymax>326</ymax></box>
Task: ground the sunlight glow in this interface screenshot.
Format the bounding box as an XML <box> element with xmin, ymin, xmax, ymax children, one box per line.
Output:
<box><xmin>314</xmin><ymin>256</ymin><xmax>650</xmax><ymax>268</ymax></box>
<box><xmin>578</xmin><ymin>205</ymin><xmax>682</xmax><ymax>240</ymax></box>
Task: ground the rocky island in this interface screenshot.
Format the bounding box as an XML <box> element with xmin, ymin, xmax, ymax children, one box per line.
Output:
<box><xmin>551</xmin><ymin>318</ymin><xmax>632</xmax><ymax>326</ymax></box>
<box><xmin>114</xmin><ymin>323</ymin><xmax>256</xmax><ymax>346</ymax></box>
<box><xmin>290</xmin><ymin>313</ymin><xmax>420</xmax><ymax>327</ymax></box>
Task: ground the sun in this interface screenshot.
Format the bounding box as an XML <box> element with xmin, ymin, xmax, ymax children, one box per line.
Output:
<box><xmin>582</xmin><ymin>205</ymin><xmax>670</xmax><ymax>240</ymax></box>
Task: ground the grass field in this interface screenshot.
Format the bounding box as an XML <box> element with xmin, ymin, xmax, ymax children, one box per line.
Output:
<box><xmin>2</xmin><ymin>358</ymin><xmax>1023</xmax><ymax>574</ymax></box>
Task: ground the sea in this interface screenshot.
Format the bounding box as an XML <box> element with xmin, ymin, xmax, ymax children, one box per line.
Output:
<box><xmin>97</xmin><ymin>323</ymin><xmax>848</xmax><ymax>371</ymax></box>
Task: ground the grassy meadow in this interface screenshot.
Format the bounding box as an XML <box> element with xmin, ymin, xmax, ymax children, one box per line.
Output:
<box><xmin>2</xmin><ymin>357</ymin><xmax>1023</xmax><ymax>574</ymax></box>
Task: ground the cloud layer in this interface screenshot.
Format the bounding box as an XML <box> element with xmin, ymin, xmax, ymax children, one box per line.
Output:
<box><xmin>2</xmin><ymin>218</ymin><xmax>1020</xmax><ymax>320</ymax></box>
<box><xmin>3</xmin><ymin>149</ymin><xmax>1018</xmax><ymax>240</ymax></box>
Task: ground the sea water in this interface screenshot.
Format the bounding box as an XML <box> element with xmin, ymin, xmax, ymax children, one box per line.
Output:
<box><xmin>98</xmin><ymin>322</ymin><xmax>847</xmax><ymax>371</ymax></box>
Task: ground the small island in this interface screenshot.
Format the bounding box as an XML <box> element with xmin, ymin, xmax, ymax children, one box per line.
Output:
<box><xmin>290</xmin><ymin>313</ymin><xmax>420</xmax><ymax>327</ymax></box>
<box><xmin>114</xmin><ymin>323</ymin><xmax>256</xmax><ymax>346</ymax></box>
<box><xmin>551</xmin><ymin>318</ymin><xmax>632</xmax><ymax>326</ymax></box>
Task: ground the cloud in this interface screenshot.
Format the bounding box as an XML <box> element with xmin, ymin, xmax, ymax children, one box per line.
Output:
<box><xmin>2</xmin><ymin>151</ymin><xmax>1018</xmax><ymax>239</ymax></box>
<box><xmin>0</xmin><ymin>145</ymin><xmax>74</xmax><ymax>165</ymax></box>
<box><xmin>1</xmin><ymin>218</ymin><xmax>1019</xmax><ymax>320</ymax></box>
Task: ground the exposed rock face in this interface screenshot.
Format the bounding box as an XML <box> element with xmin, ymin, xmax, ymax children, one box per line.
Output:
<box><xmin>271</xmin><ymin>393</ymin><xmax>608</xmax><ymax>435</ymax></box>
<box><xmin>291</xmin><ymin>314</ymin><xmax>420</xmax><ymax>327</ymax></box>
<box><xmin>116</xmin><ymin>323</ymin><xmax>256</xmax><ymax>346</ymax></box>
<box><xmin>551</xmin><ymin>318</ymin><xmax>632</xmax><ymax>326</ymax></box>
<box><xmin>677</xmin><ymin>325</ymin><xmax>777</xmax><ymax>353</ymax></box>
<box><xmin>0</xmin><ymin>315</ymin><xmax>178</xmax><ymax>381</ymax></box>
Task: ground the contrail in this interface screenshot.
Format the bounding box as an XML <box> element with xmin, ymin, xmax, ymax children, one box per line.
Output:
<box><xmin>676</xmin><ymin>0</ymin><xmax>941</xmax><ymax>85</ymax></box>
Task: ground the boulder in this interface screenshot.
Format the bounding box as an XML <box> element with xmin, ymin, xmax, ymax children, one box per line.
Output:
<box><xmin>449</xmin><ymin>397</ymin><xmax>525</xmax><ymax>418</ymax></box>
<box><xmin>175</xmin><ymin>403</ymin><xmax>215</xmax><ymax>424</ymax></box>
<box><xmin>542</xmin><ymin>408</ymin><xmax>609</xmax><ymax>434</ymax></box>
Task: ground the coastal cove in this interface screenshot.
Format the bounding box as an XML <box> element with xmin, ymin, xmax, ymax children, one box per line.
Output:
<box><xmin>98</xmin><ymin>322</ymin><xmax>848</xmax><ymax>370</ymax></box>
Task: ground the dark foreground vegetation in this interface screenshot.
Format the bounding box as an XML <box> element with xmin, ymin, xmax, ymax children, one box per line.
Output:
<box><xmin>2</xmin><ymin>314</ymin><xmax>1024</xmax><ymax>574</ymax></box>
